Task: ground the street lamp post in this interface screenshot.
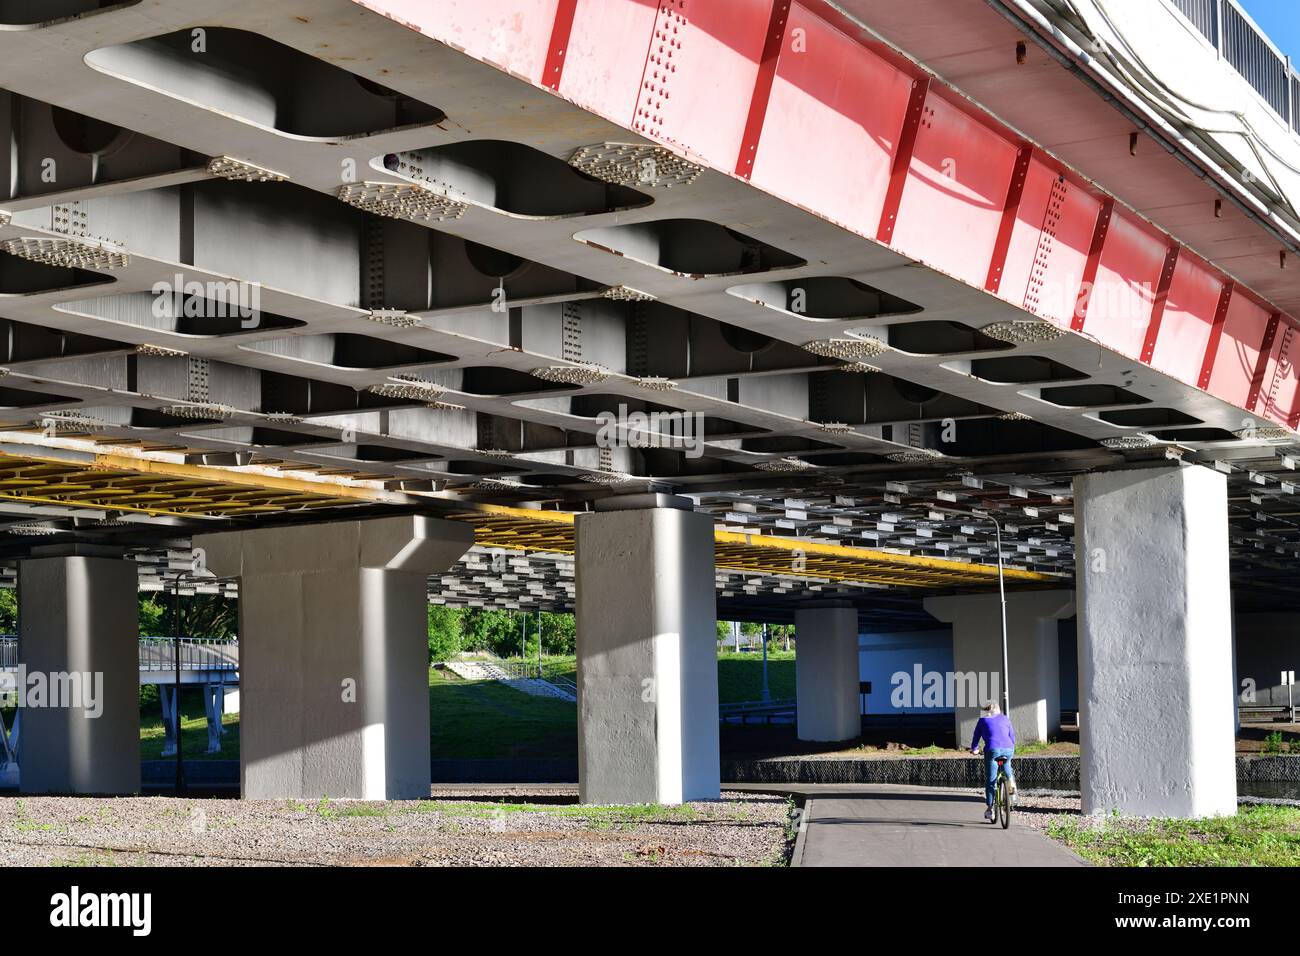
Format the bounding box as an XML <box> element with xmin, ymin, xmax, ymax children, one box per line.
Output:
<box><xmin>171</xmin><ymin>572</ymin><xmax>186</xmax><ymax>795</ymax></box>
<box><xmin>937</xmin><ymin>507</ymin><xmax>1011</xmax><ymax>716</ymax></box>
<box><xmin>989</xmin><ymin>515</ymin><xmax>1011</xmax><ymax>716</ymax></box>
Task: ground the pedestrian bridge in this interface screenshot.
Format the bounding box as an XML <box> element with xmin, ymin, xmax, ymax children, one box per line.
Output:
<box><xmin>0</xmin><ymin>637</ymin><xmax>238</xmax><ymax>685</ymax></box>
<box><xmin>0</xmin><ymin>637</ymin><xmax>239</xmax><ymax>770</ymax></box>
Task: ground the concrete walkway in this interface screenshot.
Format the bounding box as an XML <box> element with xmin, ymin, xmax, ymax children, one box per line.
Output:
<box><xmin>792</xmin><ymin>784</ymin><xmax>1087</xmax><ymax>867</ymax></box>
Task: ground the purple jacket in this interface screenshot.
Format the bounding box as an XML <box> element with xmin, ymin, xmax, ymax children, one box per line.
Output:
<box><xmin>971</xmin><ymin>713</ymin><xmax>1016</xmax><ymax>751</ymax></box>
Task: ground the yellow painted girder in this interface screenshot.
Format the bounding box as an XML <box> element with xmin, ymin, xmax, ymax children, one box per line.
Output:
<box><xmin>0</xmin><ymin>450</ymin><xmax>371</xmax><ymax>518</ymax></box>
<box><xmin>0</xmin><ymin>449</ymin><xmax>1060</xmax><ymax>589</ymax></box>
<box><xmin>448</xmin><ymin>504</ymin><xmax>1058</xmax><ymax>590</ymax></box>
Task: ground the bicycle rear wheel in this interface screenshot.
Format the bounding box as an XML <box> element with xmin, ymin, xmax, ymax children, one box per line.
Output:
<box><xmin>998</xmin><ymin>773</ymin><xmax>1011</xmax><ymax>829</ymax></box>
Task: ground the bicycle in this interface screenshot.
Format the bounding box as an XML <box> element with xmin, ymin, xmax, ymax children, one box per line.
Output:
<box><xmin>991</xmin><ymin>755</ymin><xmax>1012</xmax><ymax>829</ymax></box>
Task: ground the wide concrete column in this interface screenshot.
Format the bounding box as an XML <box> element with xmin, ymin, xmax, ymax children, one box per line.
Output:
<box><xmin>924</xmin><ymin>590</ymin><xmax>1074</xmax><ymax>746</ymax></box>
<box><xmin>199</xmin><ymin>515</ymin><xmax>473</xmax><ymax>800</ymax></box>
<box><xmin>1075</xmin><ymin>464</ymin><xmax>1236</xmax><ymax>818</ymax></box>
<box><xmin>795</xmin><ymin>604</ymin><xmax>861</xmax><ymax>742</ymax></box>
<box><xmin>575</xmin><ymin>494</ymin><xmax>719</xmax><ymax>805</ymax></box>
<box><xmin>15</xmin><ymin>548</ymin><xmax>139</xmax><ymax>795</ymax></box>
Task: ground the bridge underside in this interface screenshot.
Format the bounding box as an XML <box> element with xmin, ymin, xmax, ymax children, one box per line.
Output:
<box><xmin>0</xmin><ymin>0</ymin><xmax>1290</xmax><ymax>814</ymax></box>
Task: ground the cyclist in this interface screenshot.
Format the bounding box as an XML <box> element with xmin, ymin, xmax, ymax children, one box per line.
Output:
<box><xmin>969</xmin><ymin>700</ymin><xmax>1016</xmax><ymax>822</ymax></box>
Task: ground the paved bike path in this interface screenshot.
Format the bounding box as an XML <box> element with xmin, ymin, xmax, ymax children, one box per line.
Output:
<box><xmin>793</xmin><ymin>784</ymin><xmax>1087</xmax><ymax>867</ymax></box>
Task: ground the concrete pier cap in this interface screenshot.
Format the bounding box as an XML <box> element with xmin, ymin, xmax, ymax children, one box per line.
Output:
<box><xmin>924</xmin><ymin>590</ymin><xmax>1074</xmax><ymax>746</ymax></box>
<box><xmin>198</xmin><ymin>513</ymin><xmax>475</xmax><ymax>579</ymax></box>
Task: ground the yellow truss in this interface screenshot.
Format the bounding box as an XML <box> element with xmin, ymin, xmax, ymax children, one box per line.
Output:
<box><xmin>447</xmin><ymin>504</ymin><xmax>1059</xmax><ymax>589</ymax></box>
<box><xmin>0</xmin><ymin>448</ymin><xmax>1060</xmax><ymax>589</ymax></box>
<box><xmin>0</xmin><ymin>450</ymin><xmax>374</xmax><ymax>517</ymax></box>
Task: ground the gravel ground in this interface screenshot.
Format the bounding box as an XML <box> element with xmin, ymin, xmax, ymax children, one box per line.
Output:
<box><xmin>0</xmin><ymin>788</ymin><xmax>794</xmax><ymax>867</ymax></box>
<box><xmin>1003</xmin><ymin>790</ymin><xmax>1081</xmax><ymax>833</ymax></box>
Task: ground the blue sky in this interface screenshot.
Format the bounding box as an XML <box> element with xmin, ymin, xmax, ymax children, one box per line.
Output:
<box><xmin>1238</xmin><ymin>0</ymin><xmax>1300</xmax><ymax>60</ymax></box>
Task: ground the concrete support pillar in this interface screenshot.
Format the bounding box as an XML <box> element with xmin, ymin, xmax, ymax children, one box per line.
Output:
<box><xmin>924</xmin><ymin>590</ymin><xmax>1074</xmax><ymax>746</ymax></box>
<box><xmin>575</xmin><ymin>495</ymin><xmax>719</xmax><ymax>805</ymax></box>
<box><xmin>1075</xmin><ymin>464</ymin><xmax>1236</xmax><ymax>818</ymax></box>
<box><xmin>794</xmin><ymin>604</ymin><xmax>861</xmax><ymax>742</ymax></box>
<box><xmin>199</xmin><ymin>516</ymin><xmax>473</xmax><ymax>800</ymax></box>
<box><xmin>16</xmin><ymin>550</ymin><xmax>139</xmax><ymax>795</ymax></box>
<box><xmin>160</xmin><ymin>685</ymin><xmax>178</xmax><ymax>758</ymax></box>
<box><xmin>1230</xmin><ymin>592</ymin><xmax>1239</xmax><ymax>735</ymax></box>
<box><xmin>203</xmin><ymin>682</ymin><xmax>224</xmax><ymax>754</ymax></box>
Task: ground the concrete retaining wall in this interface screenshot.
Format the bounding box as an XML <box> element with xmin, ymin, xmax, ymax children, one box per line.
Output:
<box><xmin>724</xmin><ymin>754</ymin><xmax>1300</xmax><ymax>788</ymax></box>
<box><xmin>136</xmin><ymin>754</ymin><xmax>1300</xmax><ymax>790</ymax></box>
<box><xmin>724</xmin><ymin>756</ymin><xmax>1080</xmax><ymax>788</ymax></box>
<box><xmin>431</xmin><ymin>759</ymin><xmax>579</xmax><ymax>784</ymax></box>
<box><xmin>142</xmin><ymin>760</ymin><xmax>239</xmax><ymax>789</ymax></box>
<box><xmin>1236</xmin><ymin>755</ymin><xmax>1300</xmax><ymax>782</ymax></box>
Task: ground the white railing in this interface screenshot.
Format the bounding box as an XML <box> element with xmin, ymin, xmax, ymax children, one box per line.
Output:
<box><xmin>0</xmin><ymin>637</ymin><xmax>238</xmax><ymax>672</ymax></box>
<box><xmin>1170</xmin><ymin>0</ymin><xmax>1297</xmax><ymax>128</ymax></box>
<box><xmin>138</xmin><ymin>638</ymin><xmax>239</xmax><ymax>672</ymax></box>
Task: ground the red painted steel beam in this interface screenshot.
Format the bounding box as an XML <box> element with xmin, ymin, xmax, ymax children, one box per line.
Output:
<box><xmin>542</xmin><ymin>0</ymin><xmax>580</xmax><ymax>91</ymax></box>
<box><xmin>984</xmin><ymin>146</ymin><xmax>1033</xmax><ymax>296</ymax></box>
<box><xmin>735</xmin><ymin>0</ymin><xmax>791</xmax><ymax>179</ymax></box>
<box><xmin>354</xmin><ymin>0</ymin><xmax>1300</xmax><ymax>433</ymax></box>
<box><xmin>1199</xmin><ymin>282</ymin><xmax>1234</xmax><ymax>392</ymax></box>
<box><xmin>1072</xmin><ymin>200</ymin><xmax>1112</xmax><ymax>332</ymax></box>
<box><xmin>1140</xmin><ymin>247</ymin><xmax>1181</xmax><ymax>366</ymax></box>
<box><xmin>875</xmin><ymin>77</ymin><xmax>928</xmax><ymax>246</ymax></box>
<box><xmin>1249</xmin><ymin>313</ymin><xmax>1283</xmax><ymax>413</ymax></box>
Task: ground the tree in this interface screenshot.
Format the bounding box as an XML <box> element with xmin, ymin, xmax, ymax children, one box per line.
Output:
<box><xmin>423</xmin><ymin>606</ymin><xmax>573</xmax><ymax>660</ymax></box>
<box><xmin>137</xmin><ymin>592</ymin><xmax>236</xmax><ymax>638</ymax></box>
<box><xmin>139</xmin><ymin>595</ymin><xmax>167</xmax><ymax>637</ymax></box>
<box><xmin>461</xmin><ymin>608</ymin><xmax>525</xmax><ymax>657</ymax></box>
<box><xmin>538</xmin><ymin>612</ymin><xmax>575</xmax><ymax>656</ymax></box>
<box><xmin>427</xmin><ymin>604</ymin><xmax>462</xmax><ymax>662</ymax></box>
<box><xmin>0</xmin><ymin>588</ymin><xmax>15</xmax><ymax>633</ymax></box>
<box><xmin>176</xmin><ymin>594</ymin><xmax>237</xmax><ymax>638</ymax></box>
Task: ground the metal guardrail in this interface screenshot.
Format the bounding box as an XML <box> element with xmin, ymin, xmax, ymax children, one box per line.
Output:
<box><xmin>550</xmin><ymin>675</ymin><xmax>577</xmax><ymax>695</ymax></box>
<box><xmin>497</xmin><ymin>658</ymin><xmax>575</xmax><ymax>685</ymax></box>
<box><xmin>1170</xmin><ymin>0</ymin><xmax>1297</xmax><ymax>128</ymax></box>
<box><xmin>719</xmin><ymin>697</ymin><xmax>797</xmax><ymax>714</ymax></box>
<box><xmin>0</xmin><ymin>636</ymin><xmax>238</xmax><ymax>672</ymax></box>
<box><xmin>719</xmin><ymin>697</ymin><xmax>797</xmax><ymax>726</ymax></box>
<box><xmin>139</xmin><ymin>638</ymin><xmax>239</xmax><ymax>672</ymax></box>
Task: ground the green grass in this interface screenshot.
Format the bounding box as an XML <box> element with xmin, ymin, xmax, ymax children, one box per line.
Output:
<box><xmin>406</xmin><ymin>798</ymin><xmax>697</xmax><ymax>826</ymax></box>
<box><xmin>1011</xmin><ymin>739</ymin><xmax>1056</xmax><ymax>756</ymax></box>
<box><xmin>130</xmin><ymin>652</ymin><xmax>802</xmax><ymax>762</ymax></box>
<box><xmin>428</xmin><ymin>667</ymin><xmax>576</xmax><ymax>759</ymax></box>
<box><xmin>10</xmin><ymin>798</ymin><xmax>65</xmax><ymax>833</ymax></box>
<box><xmin>135</xmin><ymin>667</ymin><xmax>581</xmax><ymax>762</ymax></box>
<box><xmin>1048</xmin><ymin>804</ymin><xmax>1300</xmax><ymax>866</ymax></box>
<box><xmin>1260</xmin><ymin>730</ymin><xmax>1300</xmax><ymax>755</ymax></box>
<box><xmin>306</xmin><ymin>797</ymin><xmax>390</xmax><ymax>819</ymax></box>
<box><xmin>498</xmin><ymin>651</ymin><xmax>796</xmax><ymax>706</ymax></box>
<box><xmin>535</xmin><ymin>655</ymin><xmax>576</xmax><ymax>683</ymax></box>
<box><xmin>139</xmin><ymin>690</ymin><xmax>239</xmax><ymax>761</ymax></box>
<box><xmin>716</xmin><ymin>651</ymin><xmax>796</xmax><ymax>704</ymax></box>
